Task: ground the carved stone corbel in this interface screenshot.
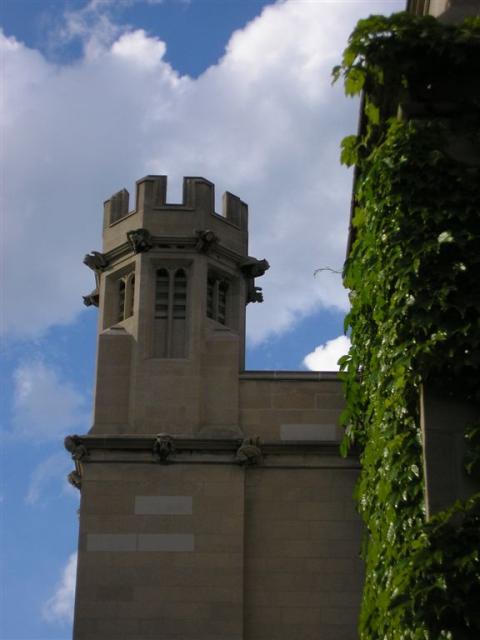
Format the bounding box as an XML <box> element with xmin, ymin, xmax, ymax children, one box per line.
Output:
<box><xmin>195</xmin><ymin>230</ymin><xmax>218</xmax><ymax>254</ymax></box>
<box><xmin>153</xmin><ymin>434</ymin><xmax>176</xmax><ymax>463</ymax></box>
<box><xmin>127</xmin><ymin>228</ymin><xmax>153</xmax><ymax>254</ymax></box>
<box><xmin>240</xmin><ymin>257</ymin><xmax>270</xmax><ymax>304</ymax></box>
<box><xmin>236</xmin><ymin>437</ymin><xmax>263</xmax><ymax>466</ymax></box>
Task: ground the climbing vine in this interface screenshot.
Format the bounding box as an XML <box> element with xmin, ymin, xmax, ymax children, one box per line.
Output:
<box><xmin>335</xmin><ymin>13</ymin><xmax>480</xmax><ymax>639</ymax></box>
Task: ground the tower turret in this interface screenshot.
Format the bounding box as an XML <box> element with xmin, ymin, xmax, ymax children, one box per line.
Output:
<box><xmin>84</xmin><ymin>175</ymin><xmax>268</xmax><ymax>437</ymax></box>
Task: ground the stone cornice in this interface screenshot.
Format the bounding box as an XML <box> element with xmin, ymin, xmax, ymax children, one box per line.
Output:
<box><xmin>67</xmin><ymin>434</ymin><xmax>354</xmax><ymax>455</ymax></box>
<box><xmin>103</xmin><ymin>236</ymin><xmax>251</xmax><ymax>270</ymax></box>
<box><xmin>65</xmin><ymin>434</ymin><xmax>360</xmax><ymax>488</ymax></box>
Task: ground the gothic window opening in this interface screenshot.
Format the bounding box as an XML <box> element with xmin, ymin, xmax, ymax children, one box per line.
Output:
<box><xmin>116</xmin><ymin>272</ymin><xmax>135</xmax><ymax>323</ymax></box>
<box><xmin>173</xmin><ymin>270</ymin><xmax>187</xmax><ymax>320</ymax></box>
<box><xmin>207</xmin><ymin>277</ymin><xmax>215</xmax><ymax>319</ymax></box>
<box><xmin>118</xmin><ymin>280</ymin><xmax>126</xmax><ymax>323</ymax></box>
<box><xmin>125</xmin><ymin>274</ymin><xmax>135</xmax><ymax>319</ymax></box>
<box><xmin>154</xmin><ymin>267</ymin><xmax>188</xmax><ymax>358</ymax></box>
<box><xmin>207</xmin><ymin>273</ymin><xmax>229</xmax><ymax>325</ymax></box>
<box><xmin>155</xmin><ymin>269</ymin><xmax>169</xmax><ymax>320</ymax></box>
<box><xmin>218</xmin><ymin>281</ymin><xmax>228</xmax><ymax>325</ymax></box>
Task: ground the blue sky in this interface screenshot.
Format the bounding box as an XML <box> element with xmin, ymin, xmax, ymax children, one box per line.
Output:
<box><xmin>0</xmin><ymin>0</ymin><xmax>404</xmax><ymax>637</ymax></box>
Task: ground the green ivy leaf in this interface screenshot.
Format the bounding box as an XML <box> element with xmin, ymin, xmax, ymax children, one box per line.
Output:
<box><xmin>345</xmin><ymin>67</ymin><xmax>366</xmax><ymax>97</ymax></box>
<box><xmin>364</xmin><ymin>99</ymin><xmax>380</xmax><ymax>125</ymax></box>
<box><xmin>340</xmin><ymin>135</ymin><xmax>360</xmax><ymax>166</ymax></box>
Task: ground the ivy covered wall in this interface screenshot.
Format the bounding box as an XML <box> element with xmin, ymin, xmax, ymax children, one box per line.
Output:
<box><xmin>335</xmin><ymin>13</ymin><xmax>480</xmax><ymax>639</ymax></box>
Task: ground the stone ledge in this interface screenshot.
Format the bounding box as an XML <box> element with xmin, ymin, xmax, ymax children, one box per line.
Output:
<box><xmin>67</xmin><ymin>434</ymin><xmax>354</xmax><ymax>456</ymax></box>
<box><xmin>65</xmin><ymin>436</ymin><xmax>360</xmax><ymax>487</ymax></box>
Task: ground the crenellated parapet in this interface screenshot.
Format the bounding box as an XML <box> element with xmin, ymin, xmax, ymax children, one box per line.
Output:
<box><xmin>102</xmin><ymin>176</ymin><xmax>248</xmax><ymax>254</ymax></box>
<box><xmin>84</xmin><ymin>176</ymin><xmax>269</xmax><ymax>325</ymax></box>
<box><xmin>104</xmin><ymin>188</ymin><xmax>129</xmax><ymax>227</ymax></box>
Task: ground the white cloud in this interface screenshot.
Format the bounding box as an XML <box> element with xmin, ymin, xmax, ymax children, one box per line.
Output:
<box><xmin>53</xmin><ymin>0</ymin><xmax>179</xmax><ymax>56</ymax></box>
<box><xmin>303</xmin><ymin>335</ymin><xmax>351</xmax><ymax>372</ymax></box>
<box><xmin>2</xmin><ymin>0</ymin><xmax>404</xmax><ymax>343</ymax></box>
<box><xmin>25</xmin><ymin>451</ymin><xmax>77</xmax><ymax>505</ymax></box>
<box><xmin>111</xmin><ymin>29</ymin><xmax>167</xmax><ymax>68</ymax></box>
<box><xmin>11</xmin><ymin>361</ymin><xmax>89</xmax><ymax>439</ymax></box>
<box><xmin>43</xmin><ymin>553</ymin><xmax>77</xmax><ymax>624</ymax></box>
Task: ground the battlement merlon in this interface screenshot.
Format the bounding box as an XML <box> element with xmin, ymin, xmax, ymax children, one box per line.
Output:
<box><xmin>102</xmin><ymin>176</ymin><xmax>249</xmax><ymax>255</ymax></box>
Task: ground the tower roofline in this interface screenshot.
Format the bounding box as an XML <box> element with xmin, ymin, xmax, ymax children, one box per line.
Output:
<box><xmin>103</xmin><ymin>175</ymin><xmax>248</xmax><ymax>231</ymax></box>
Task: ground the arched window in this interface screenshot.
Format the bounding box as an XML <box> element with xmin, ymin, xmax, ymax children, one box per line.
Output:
<box><xmin>154</xmin><ymin>268</ymin><xmax>170</xmax><ymax>358</ymax></box>
<box><xmin>154</xmin><ymin>267</ymin><xmax>188</xmax><ymax>358</ymax></box>
<box><xmin>206</xmin><ymin>272</ymin><xmax>229</xmax><ymax>325</ymax></box>
<box><xmin>206</xmin><ymin>276</ymin><xmax>215</xmax><ymax>319</ymax></box>
<box><xmin>218</xmin><ymin>281</ymin><xmax>228</xmax><ymax>325</ymax></box>
<box><xmin>125</xmin><ymin>274</ymin><xmax>135</xmax><ymax>319</ymax></box>
<box><xmin>155</xmin><ymin>269</ymin><xmax>169</xmax><ymax>319</ymax></box>
<box><xmin>118</xmin><ymin>280</ymin><xmax>126</xmax><ymax>323</ymax></box>
<box><xmin>171</xmin><ymin>269</ymin><xmax>187</xmax><ymax>358</ymax></box>
<box><xmin>116</xmin><ymin>272</ymin><xmax>135</xmax><ymax>323</ymax></box>
<box><xmin>173</xmin><ymin>269</ymin><xmax>187</xmax><ymax>320</ymax></box>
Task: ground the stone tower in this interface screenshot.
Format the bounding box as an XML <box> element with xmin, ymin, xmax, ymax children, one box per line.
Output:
<box><xmin>67</xmin><ymin>176</ymin><xmax>363</xmax><ymax>640</ymax></box>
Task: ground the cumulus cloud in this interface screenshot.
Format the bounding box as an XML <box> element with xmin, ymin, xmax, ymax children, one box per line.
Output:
<box><xmin>11</xmin><ymin>361</ymin><xmax>89</xmax><ymax>439</ymax></box>
<box><xmin>303</xmin><ymin>335</ymin><xmax>351</xmax><ymax>372</ymax></box>
<box><xmin>43</xmin><ymin>553</ymin><xmax>77</xmax><ymax>624</ymax></box>
<box><xmin>2</xmin><ymin>0</ymin><xmax>404</xmax><ymax>343</ymax></box>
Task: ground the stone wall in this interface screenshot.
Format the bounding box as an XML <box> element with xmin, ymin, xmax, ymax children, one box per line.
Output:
<box><xmin>245</xmin><ymin>467</ymin><xmax>362</xmax><ymax>640</ymax></box>
<box><xmin>75</xmin><ymin>463</ymin><xmax>245</xmax><ymax>640</ymax></box>
<box><xmin>74</xmin><ymin>456</ymin><xmax>362</xmax><ymax>640</ymax></box>
<box><xmin>240</xmin><ymin>373</ymin><xmax>345</xmax><ymax>441</ymax></box>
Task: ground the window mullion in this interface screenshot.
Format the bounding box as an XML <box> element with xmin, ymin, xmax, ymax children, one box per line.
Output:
<box><xmin>118</xmin><ymin>278</ymin><xmax>126</xmax><ymax>323</ymax></box>
<box><xmin>166</xmin><ymin>269</ymin><xmax>174</xmax><ymax>357</ymax></box>
<box><xmin>214</xmin><ymin>281</ymin><xmax>219</xmax><ymax>321</ymax></box>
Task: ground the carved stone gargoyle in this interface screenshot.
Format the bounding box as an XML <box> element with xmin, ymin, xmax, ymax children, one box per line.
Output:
<box><xmin>83</xmin><ymin>290</ymin><xmax>99</xmax><ymax>307</ymax></box>
<box><xmin>64</xmin><ymin>435</ymin><xmax>88</xmax><ymax>461</ymax></box>
<box><xmin>153</xmin><ymin>434</ymin><xmax>176</xmax><ymax>463</ymax></box>
<box><xmin>83</xmin><ymin>251</ymin><xmax>108</xmax><ymax>308</ymax></box>
<box><xmin>240</xmin><ymin>257</ymin><xmax>270</xmax><ymax>304</ymax></box>
<box><xmin>236</xmin><ymin>437</ymin><xmax>263</xmax><ymax>466</ymax></box>
<box><xmin>65</xmin><ymin>435</ymin><xmax>87</xmax><ymax>491</ymax></box>
<box><xmin>195</xmin><ymin>229</ymin><xmax>218</xmax><ymax>254</ymax></box>
<box><xmin>67</xmin><ymin>470</ymin><xmax>82</xmax><ymax>490</ymax></box>
<box><xmin>83</xmin><ymin>251</ymin><xmax>108</xmax><ymax>272</ymax></box>
<box><xmin>127</xmin><ymin>228</ymin><xmax>153</xmax><ymax>254</ymax></box>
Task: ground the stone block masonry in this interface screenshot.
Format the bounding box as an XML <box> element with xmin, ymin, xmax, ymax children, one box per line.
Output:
<box><xmin>73</xmin><ymin>440</ymin><xmax>361</xmax><ymax>640</ymax></box>
<box><xmin>70</xmin><ymin>175</ymin><xmax>363</xmax><ymax>639</ymax></box>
